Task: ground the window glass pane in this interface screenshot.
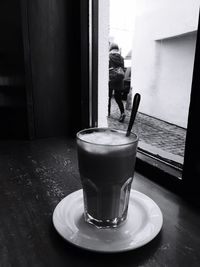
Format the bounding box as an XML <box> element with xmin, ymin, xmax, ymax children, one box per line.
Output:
<box><xmin>98</xmin><ymin>0</ymin><xmax>200</xmax><ymax>177</ymax></box>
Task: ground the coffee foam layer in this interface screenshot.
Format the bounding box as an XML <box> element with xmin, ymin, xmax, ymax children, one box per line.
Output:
<box><xmin>79</xmin><ymin>130</ymin><xmax>136</xmax><ymax>145</ymax></box>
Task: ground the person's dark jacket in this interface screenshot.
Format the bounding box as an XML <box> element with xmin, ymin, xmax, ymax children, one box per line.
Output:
<box><xmin>109</xmin><ymin>51</ymin><xmax>124</xmax><ymax>91</ymax></box>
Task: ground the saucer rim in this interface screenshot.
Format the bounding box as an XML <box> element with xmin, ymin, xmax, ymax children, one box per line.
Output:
<box><xmin>52</xmin><ymin>189</ymin><xmax>163</xmax><ymax>253</ymax></box>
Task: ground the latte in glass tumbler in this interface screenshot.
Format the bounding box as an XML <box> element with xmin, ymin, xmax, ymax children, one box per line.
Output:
<box><xmin>76</xmin><ymin>128</ymin><xmax>138</xmax><ymax>228</ymax></box>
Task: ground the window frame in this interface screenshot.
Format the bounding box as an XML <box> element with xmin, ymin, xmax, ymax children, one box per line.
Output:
<box><xmin>82</xmin><ymin>1</ymin><xmax>200</xmax><ymax>204</ymax></box>
<box><xmin>80</xmin><ymin>0</ymin><xmax>98</xmax><ymax>129</ymax></box>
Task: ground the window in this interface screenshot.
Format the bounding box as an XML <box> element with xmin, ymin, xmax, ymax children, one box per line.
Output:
<box><xmin>82</xmin><ymin>0</ymin><xmax>200</xmax><ymax>202</ymax></box>
<box><xmin>98</xmin><ymin>0</ymin><xmax>200</xmax><ymax>180</ymax></box>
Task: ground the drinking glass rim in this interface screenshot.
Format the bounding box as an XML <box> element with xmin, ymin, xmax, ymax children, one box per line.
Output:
<box><xmin>76</xmin><ymin>127</ymin><xmax>138</xmax><ymax>146</ymax></box>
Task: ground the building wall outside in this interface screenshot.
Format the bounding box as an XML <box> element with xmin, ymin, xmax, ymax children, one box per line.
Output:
<box><xmin>98</xmin><ymin>0</ymin><xmax>109</xmax><ymax>127</ymax></box>
<box><xmin>132</xmin><ymin>0</ymin><xmax>200</xmax><ymax>128</ymax></box>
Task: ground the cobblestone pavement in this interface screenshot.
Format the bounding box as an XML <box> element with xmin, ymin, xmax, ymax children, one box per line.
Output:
<box><xmin>107</xmin><ymin>97</ymin><xmax>186</xmax><ymax>158</ymax></box>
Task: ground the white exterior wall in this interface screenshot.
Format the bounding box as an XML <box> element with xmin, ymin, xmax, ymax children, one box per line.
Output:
<box><xmin>132</xmin><ymin>0</ymin><xmax>200</xmax><ymax>128</ymax></box>
<box><xmin>98</xmin><ymin>0</ymin><xmax>109</xmax><ymax>127</ymax></box>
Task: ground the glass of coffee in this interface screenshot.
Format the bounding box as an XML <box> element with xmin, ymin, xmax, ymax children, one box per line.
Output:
<box><xmin>76</xmin><ymin>127</ymin><xmax>138</xmax><ymax>228</ymax></box>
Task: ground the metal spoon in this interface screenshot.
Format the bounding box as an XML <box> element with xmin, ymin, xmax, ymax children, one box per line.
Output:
<box><xmin>126</xmin><ymin>93</ymin><xmax>141</xmax><ymax>137</ymax></box>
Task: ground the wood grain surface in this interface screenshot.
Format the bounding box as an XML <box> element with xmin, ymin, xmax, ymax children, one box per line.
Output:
<box><xmin>0</xmin><ymin>138</ymin><xmax>200</xmax><ymax>267</ymax></box>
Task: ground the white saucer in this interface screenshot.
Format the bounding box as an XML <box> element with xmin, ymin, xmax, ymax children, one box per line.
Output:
<box><xmin>52</xmin><ymin>189</ymin><xmax>163</xmax><ymax>253</ymax></box>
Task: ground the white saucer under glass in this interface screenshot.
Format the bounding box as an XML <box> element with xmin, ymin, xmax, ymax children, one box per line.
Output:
<box><xmin>53</xmin><ymin>189</ymin><xmax>163</xmax><ymax>253</ymax></box>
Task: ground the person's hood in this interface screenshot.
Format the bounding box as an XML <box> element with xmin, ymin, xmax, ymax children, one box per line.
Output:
<box><xmin>109</xmin><ymin>51</ymin><xmax>123</xmax><ymax>66</ymax></box>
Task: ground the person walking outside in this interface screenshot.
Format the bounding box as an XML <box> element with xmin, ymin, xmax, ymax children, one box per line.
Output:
<box><xmin>108</xmin><ymin>42</ymin><xmax>126</xmax><ymax>123</ymax></box>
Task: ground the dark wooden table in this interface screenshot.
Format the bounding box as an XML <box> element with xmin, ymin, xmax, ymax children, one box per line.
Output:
<box><xmin>0</xmin><ymin>138</ymin><xmax>200</xmax><ymax>267</ymax></box>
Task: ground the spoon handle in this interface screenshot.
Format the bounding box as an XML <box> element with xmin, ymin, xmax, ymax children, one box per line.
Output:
<box><xmin>126</xmin><ymin>93</ymin><xmax>141</xmax><ymax>137</ymax></box>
